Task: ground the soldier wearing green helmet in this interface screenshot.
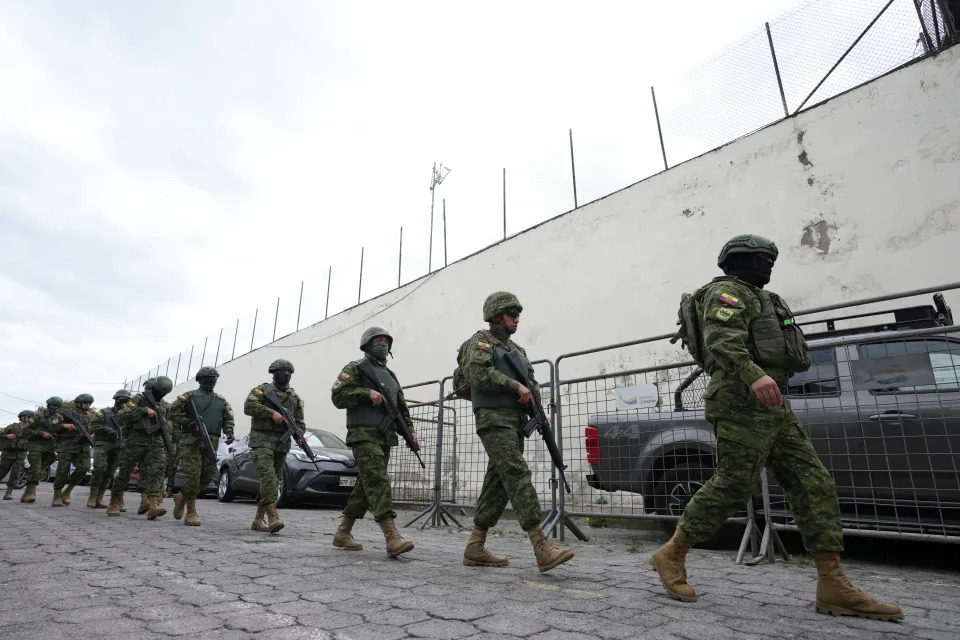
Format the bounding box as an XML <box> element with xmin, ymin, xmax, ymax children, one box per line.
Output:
<box><xmin>243</xmin><ymin>358</ymin><xmax>305</xmax><ymax>533</ymax></box>
<box><xmin>455</xmin><ymin>292</ymin><xmax>574</xmax><ymax>573</ymax></box>
<box><xmin>651</xmin><ymin>234</ymin><xmax>903</xmax><ymax>621</ymax></box>
<box><xmin>0</xmin><ymin>410</ymin><xmax>33</xmax><ymax>500</ymax></box>
<box><xmin>330</xmin><ymin>326</ymin><xmax>417</xmax><ymax>557</ymax></box>
<box><xmin>168</xmin><ymin>366</ymin><xmax>235</xmax><ymax>526</ymax></box>
<box><xmin>51</xmin><ymin>393</ymin><xmax>96</xmax><ymax>507</ymax></box>
<box><xmin>87</xmin><ymin>389</ymin><xmax>131</xmax><ymax>509</ymax></box>
<box><xmin>19</xmin><ymin>397</ymin><xmax>65</xmax><ymax>503</ymax></box>
<box><xmin>108</xmin><ymin>376</ymin><xmax>175</xmax><ymax>520</ymax></box>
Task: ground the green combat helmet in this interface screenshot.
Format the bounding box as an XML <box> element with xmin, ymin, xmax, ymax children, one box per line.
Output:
<box><xmin>18</xmin><ymin>410</ymin><xmax>35</xmax><ymax>420</ymax></box>
<box><xmin>75</xmin><ymin>393</ymin><xmax>94</xmax><ymax>405</ymax></box>
<box><xmin>483</xmin><ymin>291</ymin><xmax>523</xmax><ymax>322</ymax></box>
<box><xmin>717</xmin><ymin>234</ymin><xmax>779</xmax><ymax>267</ymax></box>
<box><xmin>46</xmin><ymin>396</ymin><xmax>63</xmax><ymax>409</ymax></box>
<box><xmin>268</xmin><ymin>359</ymin><xmax>294</xmax><ymax>373</ymax></box>
<box><xmin>144</xmin><ymin>376</ymin><xmax>174</xmax><ymax>398</ymax></box>
<box><xmin>113</xmin><ymin>389</ymin><xmax>132</xmax><ymax>400</ymax></box>
<box><xmin>360</xmin><ymin>326</ymin><xmax>393</xmax><ymax>350</ymax></box>
<box><xmin>195</xmin><ymin>366</ymin><xmax>219</xmax><ymax>380</ymax></box>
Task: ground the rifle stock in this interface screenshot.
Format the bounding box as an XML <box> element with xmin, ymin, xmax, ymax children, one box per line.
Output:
<box><xmin>184</xmin><ymin>398</ymin><xmax>219</xmax><ymax>464</ymax></box>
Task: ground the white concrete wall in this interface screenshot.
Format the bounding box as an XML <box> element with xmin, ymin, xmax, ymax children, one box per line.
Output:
<box><xmin>175</xmin><ymin>46</ymin><xmax>960</xmax><ymax>446</ymax></box>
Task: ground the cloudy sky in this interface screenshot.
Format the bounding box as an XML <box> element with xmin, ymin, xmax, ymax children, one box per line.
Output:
<box><xmin>0</xmin><ymin>0</ymin><xmax>926</xmax><ymax>418</ymax></box>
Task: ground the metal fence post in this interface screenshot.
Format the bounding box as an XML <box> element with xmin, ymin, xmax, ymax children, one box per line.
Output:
<box><xmin>569</xmin><ymin>128</ymin><xmax>578</xmax><ymax>209</ymax></box>
<box><xmin>165</xmin><ymin>357</ymin><xmax>171</xmax><ymax>377</ymax></box>
<box><xmin>325</xmin><ymin>266</ymin><xmax>332</xmax><ymax>319</ymax></box>
<box><xmin>358</xmin><ymin>247</ymin><xmax>364</xmax><ymax>305</ymax></box>
<box><xmin>398</xmin><ymin>227</ymin><xmax>403</xmax><ymax>288</ymax></box>
<box><xmin>174</xmin><ymin>352</ymin><xmax>182</xmax><ymax>385</ymax></box>
<box><xmin>272</xmin><ymin>296</ymin><xmax>280</xmax><ymax>341</ymax></box>
<box><xmin>200</xmin><ymin>337</ymin><xmax>208</xmax><ymax>367</ymax></box>
<box><xmin>296</xmin><ymin>281</ymin><xmax>304</xmax><ymax>332</ymax></box>
<box><xmin>651</xmin><ymin>86</ymin><xmax>668</xmax><ymax>170</ymax></box>
<box><xmin>214</xmin><ymin>328</ymin><xmax>223</xmax><ymax>366</ymax></box>
<box><xmin>442</xmin><ymin>199</ymin><xmax>448</xmax><ymax>267</ymax></box>
<box><xmin>766</xmin><ymin>22</ymin><xmax>789</xmax><ymax>117</ymax></box>
<box><xmin>231</xmin><ymin>318</ymin><xmax>239</xmax><ymax>360</ymax></box>
<box><xmin>186</xmin><ymin>345</ymin><xmax>195</xmax><ymax>382</ymax></box>
<box><xmin>502</xmin><ymin>168</ymin><xmax>507</xmax><ymax>239</ymax></box>
<box><xmin>250</xmin><ymin>308</ymin><xmax>258</xmax><ymax>352</ymax></box>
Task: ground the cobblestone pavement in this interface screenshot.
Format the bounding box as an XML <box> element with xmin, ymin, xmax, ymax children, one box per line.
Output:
<box><xmin>1</xmin><ymin>485</ymin><xmax>958</xmax><ymax>640</ymax></box>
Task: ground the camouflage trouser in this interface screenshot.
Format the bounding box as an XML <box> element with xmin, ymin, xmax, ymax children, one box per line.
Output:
<box><xmin>166</xmin><ymin>444</ymin><xmax>180</xmax><ymax>490</ymax></box>
<box><xmin>343</xmin><ymin>441</ymin><xmax>395</xmax><ymax>523</ymax></box>
<box><xmin>474</xmin><ymin>425</ymin><xmax>543</xmax><ymax>532</ymax></box>
<box><xmin>26</xmin><ymin>449</ymin><xmax>56</xmax><ymax>485</ymax></box>
<box><xmin>180</xmin><ymin>444</ymin><xmax>217</xmax><ymax>500</ymax></box>
<box><xmin>0</xmin><ymin>453</ymin><xmax>25</xmax><ymax>488</ymax></box>
<box><xmin>53</xmin><ymin>446</ymin><xmax>89</xmax><ymax>490</ymax></box>
<box><xmin>112</xmin><ymin>439</ymin><xmax>166</xmax><ymax>499</ymax></box>
<box><xmin>253</xmin><ymin>447</ymin><xmax>286</xmax><ymax>506</ymax></box>
<box><xmin>679</xmin><ymin>395</ymin><xmax>843</xmax><ymax>553</ymax></box>
<box><xmin>91</xmin><ymin>448</ymin><xmax>121</xmax><ymax>492</ymax></box>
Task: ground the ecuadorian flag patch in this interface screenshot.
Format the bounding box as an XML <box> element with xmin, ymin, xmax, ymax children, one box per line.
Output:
<box><xmin>252</xmin><ymin>387</ymin><xmax>263</xmax><ymax>397</ymax></box>
<box><xmin>177</xmin><ymin>394</ymin><xmax>187</xmax><ymax>401</ymax></box>
<box><xmin>125</xmin><ymin>401</ymin><xmax>136</xmax><ymax>409</ymax></box>
<box><xmin>719</xmin><ymin>292</ymin><xmax>740</xmax><ymax>306</ymax></box>
<box><xmin>338</xmin><ymin>372</ymin><xmax>350</xmax><ymax>381</ymax></box>
<box><xmin>476</xmin><ymin>341</ymin><xmax>491</xmax><ymax>352</ymax></box>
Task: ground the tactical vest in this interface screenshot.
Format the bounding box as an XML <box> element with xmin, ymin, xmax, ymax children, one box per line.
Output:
<box><xmin>347</xmin><ymin>359</ymin><xmax>400</xmax><ymax>427</ymax></box>
<box><xmin>93</xmin><ymin>408</ymin><xmax>120</xmax><ymax>445</ymax></box>
<box><xmin>471</xmin><ymin>343</ymin><xmax>530</xmax><ymax>409</ymax></box>
<box><xmin>189</xmin><ymin>391</ymin><xmax>226</xmax><ymax>437</ymax></box>
<box><xmin>31</xmin><ymin>410</ymin><xmax>59</xmax><ymax>438</ymax></box>
<box><xmin>0</xmin><ymin>423</ymin><xmax>26</xmax><ymax>452</ymax></box>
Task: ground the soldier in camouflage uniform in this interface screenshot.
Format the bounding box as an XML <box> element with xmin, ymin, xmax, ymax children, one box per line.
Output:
<box><xmin>164</xmin><ymin>418</ymin><xmax>182</xmax><ymax>498</ymax></box>
<box><xmin>19</xmin><ymin>397</ymin><xmax>64</xmax><ymax>503</ymax></box>
<box><xmin>51</xmin><ymin>394</ymin><xmax>95</xmax><ymax>507</ymax></box>
<box><xmin>87</xmin><ymin>390</ymin><xmax>130</xmax><ymax>509</ymax></box>
<box><xmin>168</xmin><ymin>366</ymin><xmax>235</xmax><ymax>526</ymax></box>
<box><xmin>330</xmin><ymin>327</ymin><xmax>417</xmax><ymax>557</ymax></box>
<box><xmin>0</xmin><ymin>410</ymin><xmax>33</xmax><ymax>500</ymax></box>
<box><xmin>107</xmin><ymin>377</ymin><xmax>174</xmax><ymax>520</ymax></box>
<box><xmin>457</xmin><ymin>292</ymin><xmax>574</xmax><ymax>573</ymax></box>
<box><xmin>651</xmin><ymin>234</ymin><xmax>903</xmax><ymax>621</ymax></box>
<box><xmin>243</xmin><ymin>359</ymin><xmax>304</xmax><ymax>534</ymax></box>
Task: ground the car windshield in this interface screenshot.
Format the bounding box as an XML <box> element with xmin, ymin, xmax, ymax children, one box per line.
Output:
<box><xmin>302</xmin><ymin>430</ymin><xmax>348</xmax><ymax>450</ymax></box>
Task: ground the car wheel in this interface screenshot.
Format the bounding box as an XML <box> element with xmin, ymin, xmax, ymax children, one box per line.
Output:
<box><xmin>276</xmin><ymin>474</ymin><xmax>290</xmax><ymax>508</ymax></box>
<box><xmin>14</xmin><ymin>469</ymin><xmax>28</xmax><ymax>490</ymax></box>
<box><xmin>654</xmin><ymin>461</ymin><xmax>740</xmax><ymax>549</ymax></box>
<box><xmin>41</xmin><ymin>467</ymin><xmax>51</xmax><ymax>483</ymax></box>
<box><xmin>218</xmin><ymin>468</ymin><xmax>236</xmax><ymax>502</ymax></box>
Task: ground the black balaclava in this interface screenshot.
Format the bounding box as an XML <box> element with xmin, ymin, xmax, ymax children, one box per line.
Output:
<box><xmin>365</xmin><ymin>341</ymin><xmax>390</xmax><ymax>364</ymax></box>
<box><xmin>723</xmin><ymin>253</ymin><xmax>773</xmax><ymax>288</ymax></box>
<box><xmin>273</xmin><ymin>371</ymin><xmax>292</xmax><ymax>389</ymax></box>
<box><xmin>197</xmin><ymin>376</ymin><xmax>217</xmax><ymax>393</ymax></box>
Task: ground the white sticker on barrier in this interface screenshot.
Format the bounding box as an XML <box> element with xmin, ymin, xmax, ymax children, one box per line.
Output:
<box><xmin>613</xmin><ymin>384</ymin><xmax>660</xmax><ymax>410</ymax></box>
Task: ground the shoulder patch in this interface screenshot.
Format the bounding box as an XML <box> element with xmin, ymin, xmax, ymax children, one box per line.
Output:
<box><xmin>338</xmin><ymin>372</ymin><xmax>351</xmax><ymax>381</ymax></box>
<box><xmin>719</xmin><ymin>292</ymin><xmax>740</xmax><ymax>306</ymax></box>
<box><xmin>97</xmin><ymin>410</ymin><xmax>104</xmax><ymax>417</ymax></box>
<box><xmin>476</xmin><ymin>341</ymin><xmax>491</xmax><ymax>352</ymax></box>
<box><xmin>177</xmin><ymin>394</ymin><xmax>187</xmax><ymax>401</ymax></box>
<box><xmin>125</xmin><ymin>401</ymin><xmax>136</xmax><ymax>409</ymax></box>
<box><xmin>715</xmin><ymin>308</ymin><xmax>735</xmax><ymax>322</ymax></box>
<box><xmin>252</xmin><ymin>387</ymin><xmax>263</xmax><ymax>397</ymax></box>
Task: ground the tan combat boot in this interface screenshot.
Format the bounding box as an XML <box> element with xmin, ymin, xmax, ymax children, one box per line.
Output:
<box><xmin>265</xmin><ymin>504</ymin><xmax>284</xmax><ymax>534</ymax></box>
<box><xmin>173</xmin><ymin>492</ymin><xmax>186</xmax><ymax>520</ymax></box>
<box><xmin>251</xmin><ymin>504</ymin><xmax>270</xmax><ymax>532</ymax></box>
<box><xmin>94</xmin><ymin>489</ymin><xmax>108</xmax><ymax>509</ymax></box>
<box><xmin>137</xmin><ymin>493</ymin><xmax>150</xmax><ymax>515</ymax></box>
<box><xmin>146</xmin><ymin>495</ymin><xmax>167</xmax><ymax>520</ymax></box>
<box><xmin>3</xmin><ymin>486</ymin><xmax>14</xmax><ymax>500</ymax></box>
<box><xmin>463</xmin><ymin>527</ymin><xmax>509</xmax><ymax>567</ymax></box>
<box><xmin>813</xmin><ymin>553</ymin><xmax>904</xmax><ymax>621</ymax></box>
<box><xmin>86</xmin><ymin>489</ymin><xmax>97</xmax><ymax>508</ymax></box>
<box><xmin>529</xmin><ymin>528</ymin><xmax>574</xmax><ymax>573</ymax></box>
<box><xmin>332</xmin><ymin>515</ymin><xmax>363</xmax><ymax>550</ymax></box>
<box><xmin>649</xmin><ymin>527</ymin><xmax>697</xmax><ymax>602</ymax></box>
<box><xmin>184</xmin><ymin>500</ymin><xmax>200</xmax><ymax>526</ymax></box>
<box><xmin>51</xmin><ymin>489</ymin><xmax>64</xmax><ymax>507</ymax></box>
<box><xmin>379</xmin><ymin>519</ymin><xmax>414</xmax><ymax>557</ymax></box>
<box><xmin>62</xmin><ymin>484</ymin><xmax>75</xmax><ymax>506</ymax></box>
<box><xmin>106</xmin><ymin>493</ymin><xmax>123</xmax><ymax>516</ymax></box>
<box><xmin>118</xmin><ymin>495</ymin><xmax>126</xmax><ymax>512</ymax></box>
<box><xmin>20</xmin><ymin>483</ymin><xmax>37</xmax><ymax>504</ymax></box>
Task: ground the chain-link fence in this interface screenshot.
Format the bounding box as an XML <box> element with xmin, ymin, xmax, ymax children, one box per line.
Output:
<box><xmin>125</xmin><ymin>0</ymin><xmax>955</xmax><ymax>387</ymax></box>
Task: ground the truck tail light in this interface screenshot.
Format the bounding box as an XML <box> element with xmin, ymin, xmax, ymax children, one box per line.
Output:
<box><xmin>585</xmin><ymin>425</ymin><xmax>600</xmax><ymax>465</ymax></box>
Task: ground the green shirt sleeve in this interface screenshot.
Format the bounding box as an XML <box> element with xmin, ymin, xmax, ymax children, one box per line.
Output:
<box><xmin>461</xmin><ymin>332</ymin><xmax>521</xmax><ymax>394</ymax></box>
<box><xmin>331</xmin><ymin>362</ymin><xmax>370</xmax><ymax>409</ymax></box>
<box><xmin>701</xmin><ymin>283</ymin><xmax>767</xmax><ymax>385</ymax></box>
<box><xmin>168</xmin><ymin>393</ymin><xmax>189</xmax><ymax>428</ymax></box>
<box><xmin>118</xmin><ymin>397</ymin><xmax>148</xmax><ymax>425</ymax></box>
<box><xmin>243</xmin><ymin>386</ymin><xmax>275</xmax><ymax>420</ymax></box>
<box><xmin>223</xmin><ymin>400</ymin><xmax>235</xmax><ymax>434</ymax></box>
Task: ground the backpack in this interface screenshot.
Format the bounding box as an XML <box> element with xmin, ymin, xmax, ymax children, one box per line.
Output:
<box><xmin>450</xmin><ymin>330</ymin><xmax>503</xmax><ymax>400</ymax></box>
<box><xmin>670</xmin><ymin>290</ymin><xmax>707</xmax><ymax>367</ymax></box>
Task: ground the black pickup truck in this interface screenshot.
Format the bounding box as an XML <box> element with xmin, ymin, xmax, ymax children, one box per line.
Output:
<box><xmin>585</xmin><ymin>294</ymin><xmax>960</xmax><ymax>538</ymax></box>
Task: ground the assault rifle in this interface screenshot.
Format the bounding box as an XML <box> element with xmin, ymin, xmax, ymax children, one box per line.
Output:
<box><xmin>142</xmin><ymin>389</ymin><xmax>175</xmax><ymax>455</ymax></box>
<box><xmin>59</xmin><ymin>409</ymin><xmax>95</xmax><ymax>448</ymax></box>
<box><xmin>356</xmin><ymin>361</ymin><xmax>425</xmax><ymax>469</ymax></box>
<box><xmin>184</xmin><ymin>397</ymin><xmax>219</xmax><ymax>464</ymax></box>
<box><xmin>502</xmin><ymin>349</ymin><xmax>572</xmax><ymax>494</ymax></box>
<box><xmin>104</xmin><ymin>409</ymin><xmax>124</xmax><ymax>452</ymax></box>
<box><xmin>262</xmin><ymin>390</ymin><xmax>321</xmax><ymax>471</ymax></box>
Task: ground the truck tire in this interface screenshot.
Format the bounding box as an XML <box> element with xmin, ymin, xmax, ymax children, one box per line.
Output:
<box><xmin>218</xmin><ymin>468</ymin><xmax>236</xmax><ymax>502</ymax></box>
<box><xmin>653</xmin><ymin>462</ymin><xmax>740</xmax><ymax>549</ymax></box>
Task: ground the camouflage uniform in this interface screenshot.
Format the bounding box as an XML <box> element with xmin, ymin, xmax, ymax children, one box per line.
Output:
<box><xmin>22</xmin><ymin>407</ymin><xmax>60</xmax><ymax>486</ymax></box>
<box><xmin>89</xmin><ymin>404</ymin><xmax>125</xmax><ymax>495</ymax></box>
<box><xmin>168</xmin><ymin>389</ymin><xmax>234</xmax><ymax>500</ymax></box>
<box><xmin>243</xmin><ymin>382</ymin><xmax>304</xmax><ymax>506</ymax></box>
<box><xmin>112</xmin><ymin>394</ymin><xmax>170</xmax><ymax>505</ymax></box>
<box><xmin>0</xmin><ymin>419</ymin><xmax>29</xmax><ymax>493</ymax></box>
<box><xmin>676</xmin><ymin>276</ymin><xmax>843</xmax><ymax>553</ymax></box>
<box><xmin>52</xmin><ymin>401</ymin><xmax>94</xmax><ymax>493</ymax></box>
<box><xmin>331</xmin><ymin>356</ymin><xmax>412</xmax><ymax>523</ymax></box>
<box><xmin>165</xmin><ymin>423</ymin><xmax>182</xmax><ymax>494</ymax></box>
<box><xmin>460</xmin><ymin>327</ymin><xmax>543</xmax><ymax>532</ymax></box>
